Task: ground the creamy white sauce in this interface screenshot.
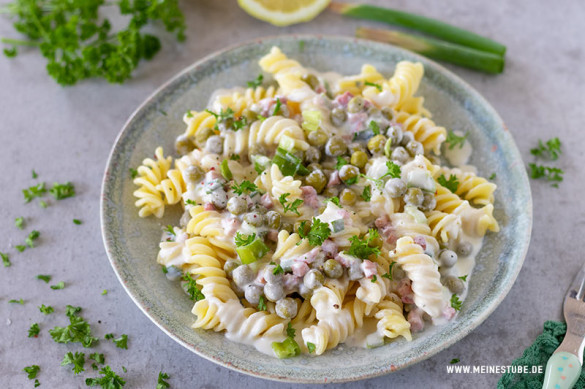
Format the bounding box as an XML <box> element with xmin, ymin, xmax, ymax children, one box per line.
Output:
<box><xmin>444</xmin><ymin>132</ymin><xmax>472</xmax><ymax>167</ymax></box>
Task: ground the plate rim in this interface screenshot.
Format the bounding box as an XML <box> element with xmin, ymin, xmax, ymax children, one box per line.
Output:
<box><xmin>100</xmin><ymin>34</ymin><xmax>533</xmax><ymax>383</ymax></box>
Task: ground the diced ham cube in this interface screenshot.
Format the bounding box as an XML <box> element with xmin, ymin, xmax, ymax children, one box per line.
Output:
<box><xmin>299</xmin><ymin>247</ymin><xmax>321</xmax><ymax>264</ymax></box>
<box><xmin>221</xmin><ymin>217</ymin><xmax>240</xmax><ymax>237</ymax></box>
<box><xmin>443</xmin><ymin>306</ymin><xmax>457</xmax><ymax>321</ymax></box>
<box><xmin>260</xmin><ymin>193</ymin><xmax>273</xmax><ymax>209</ymax></box>
<box><xmin>397</xmin><ymin>279</ymin><xmax>414</xmax><ymax>304</ymax></box>
<box><xmin>300</xmin><ymin>186</ymin><xmax>320</xmax><ymax>209</ymax></box>
<box><xmin>335</xmin><ymin>91</ymin><xmax>353</xmax><ymax>107</ymax></box>
<box><xmin>321</xmin><ymin>239</ymin><xmax>338</xmax><ymax>258</ymax></box>
<box><xmin>413</xmin><ymin>235</ymin><xmax>427</xmax><ymax>250</ymax></box>
<box><xmin>375</xmin><ymin>216</ymin><xmax>390</xmax><ymax>229</ymax></box>
<box><xmin>361</xmin><ymin>260</ymin><xmax>378</xmax><ymax>278</ymax></box>
<box><xmin>291</xmin><ymin>261</ymin><xmax>310</xmax><ymax>278</ymax></box>
<box><xmin>204</xmin><ymin>203</ymin><xmax>215</xmax><ymax>211</ymax></box>
<box><xmin>407</xmin><ymin>308</ymin><xmax>425</xmax><ymax>333</ymax></box>
<box><xmin>266</xmin><ymin>229</ymin><xmax>279</xmax><ymax>242</ymax></box>
<box><xmin>327</xmin><ymin>170</ymin><xmax>341</xmax><ymax>187</ymax></box>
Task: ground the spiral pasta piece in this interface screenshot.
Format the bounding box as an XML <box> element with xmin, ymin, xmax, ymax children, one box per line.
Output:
<box><xmin>214</xmin><ymin>86</ymin><xmax>278</xmax><ymax>116</ymax></box>
<box><xmin>395</xmin><ymin>111</ymin><xmax>447</xmax><ymax>155</ymax></box>
<box><xmin>336</xmin><ymin>64</ymin><xmax>385</xmax><ymax>95</ymax></box>
<box><xmin>394</xmin><ymin>236</ymin><xmax>445</xmax><ymax>318</ymax></box>
<box><xmin>157</xmin><ymin>167</ymin><xmax>186</xmax><ymax>205</ymax></box>
<box><xmin>425</xmin><ymin>211</ymin><xmax>462</xmax><ymax>244</ymax></box>
<box><xmin>186</xmin><ymin>205</ymin><xmax>225</xmax><ymax>238</ymax></box>
<box><xmin>183</xmin><ymin>110</ymin><xmax>217</xmax><ymax>138</ymax></box>
<box><xmin>133</xmin><ymin>147</ymin><xmax>172</xmax><ymax>218</ymax></box>
<box><xmin>387</xmin><ymin>61</ymin><xmax>424</xmax><ymax>111</ymax></box>
<box><xmin>248</xmin><ymin>116</ymin><xmax>309</xmax><ymax>152</ymax></box>
<box><xmin>435</xmin><ymin>167</ymin><xmax>496</xmax><ymax>205</ymax></box>
<box><xmin>255</xmin><ymin>164</ymin><xmax>303</xmax><ymax>200</ymax></box>
<box><xmin>259</xmin><ymin>47</ymin><xmax>313</xmax><ymax>101</ymax></box>
<box><xmin>375</xmin><ymin>297</ymin><xmax>412</xmax><ymax>341</ymax></box>
<box><xmin>273</xmin><ymin>230</ymin><xmax>311</xmax><ymax>261</ymax></box>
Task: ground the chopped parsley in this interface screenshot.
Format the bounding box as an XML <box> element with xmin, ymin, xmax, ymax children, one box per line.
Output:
<box><xmin>279</xmin><ymin>193</ymin><xmax>303</xmax><ymax>216</ymax></box>
<box><xmin>458</xmin><ymin>275</ymin><xmax>468</xmax><ymax>282</ymax></box>
<box><xmin>39</xmin><ymin>200</ymin><xmax>47</xmax><ymax>209</ymax></box>
<box><xmin>50</xmin><ymin>182</ymin><xmax>75</xmax><ymax>200</ymax></box>
<box><xmin>164</xmin><ymin>225</ymin><xmax>175</xmax><ymax>237</ymax></box>
<box><xmin>129</xmin><ymin>168</ymin><xmax>138</xmax><ymax>179</ymax></box>
<box><xmin>32</xmin><ymin>170</ymin><xmax>38</xmax><ymax>179</ymax></box>
<box><xmin>232</xmin><ymin>116</ymin><xmax>248</xmax><ymax>131</ymax></box>
<box><xmin>157</xmin><ymin>372</ymin><xmax>171</xmax><ymax>389</ymax></box>
<box><xmin>273</xmin><ymin>98</ymin><xmax>282</xmax><ymax>115</ymax></box>
<box><xmin>26</xmin><ymin>230</ymin><xmax>40</xmax><ymax>248</ymax></box>
<box><xmin>1</xmin><ymin>252</ymin><xmax>11</xmax><ymax>267</ymax></box>
<box><xmin>28</xmin><ymin>323</ymin><xmax>40</xmax><ymax>338</ymax></box>
<box><xmin>371</xmin><ymin>275</ymin><xmax>377</xmax><ymax>283</ymax></box>
<box><xmin>185</xmin><ymin>199</ymin><xmax>197</xmax><ymax>206</ymax></box>
<box><xmin>258</xmin><ymin>295</ymin><xmax>267</xmax><ymax>311</ymax></box>
<box><xmin>23</xmin><ymin>364</ymin><xmax>40</xmax><ymax>379</ymax></box>
<box><xmin>61</xmin><ymin>351</ymin><xmax>86</xmax><ymax>374</ymax></box>
<box><xmin>112</xmin><ymin>334</ymin><xmax>128</xmax><ymax>349</ymax></box>
<box><xmin>73</xmin><ymin>219</ymin><xmax>82</xmax><ymax>225</ymax></box>
<box><xmin>85</xmin><ymin>366</ymin><xmax>126</xmax><ymax>388</ymax></box>
<box><xmin>185</xmin><ymin>110</ymin><xmax>194</xmax><ymax>119</ymax></box>
<box><xmin>23</xmin><ymin>182</ymin><xmax>46</xmax><ymax>203</ymax></box>
<box><xmin>286</xmin><ymin>322</ymin><xmax>295</xmax><ymax>338</ymax></box>
<box><xmin>50</xmin><ymin>281</ymin><xmax>65</xmax><ymax>290</ymax></box>
<box><xmin>489</xmin><ymin>173</ymin><xmax>496</xmax><ymax>180</ymax></box>
<box><xmin>368</xmin><ymin>120</ymin><xmax>380</xmax><ymax>135</ymax></box>
<box><xmin>49</xmin><ymin>308</ymin><xmax>98</xmax><ymax>348</ymax></box>
<box><xmin>438</xmin><ymin>174</ymin><xmax>459</xmax><ymax>193</ymax></box>
<box><xmin>89</xmin><ymin>353</ymin><xmax>105</xmax><ymax>366</ymax></box>
<box><xmin>347</xmin><ymin>229</ymin><xmax>381</xmax><ymax>260</ymax></box>
<box><xmin>36</xmin><ymin>274</ymin><xmax>51</xmax><ymax>283</ymax></box>
<box><xmin>102</xmin><ymin>289</ymin><xmax>108</xmax><ymax>296</ymax></box>
<box><xmin>34</xmin><ymin>379</ymin><xmax>40</xmax><ymax>387</ymax></box>
<box><xmin>247</xmin><ymin>74</ymin><xmax>263</xmax><ymax>88</ymax></box>
<box><xmin>361</xmin><ymin>185</ymin><xmax>372</xmax><ymax>202</ymax></box>
<box><xmin>335</xmin><ymin>156</ymin><xmax>349</xmax><ymax>170</ymax></box>
<box><xmin>327</xmin><ymin>196</ymin><xmax>341</xmax><ymax>207</ymax></box>
<box><xmin>272</xmin><ymin>264</ymin><xmax>284</xmax><ymax>275</ymax></box>
<box><xmin>182</xmin><ymin>273</ymin><xmax>204</xmax><ymax>302</ymax></box>
<box><xmin>9</xmin><ymin>298</ymin><xmax>24</xmax><ymax>304</ymax></box>
<box><xmin>39</xmin><ymin>304</ymin><xmax>54</xmax><ymax>315</ymax></box>
<box><xmin>450</xmin><ymin>294</ymin><xmax>463</xmax><ymax>311</ymax></box>
<box><xmin>15</xmin><ymin>245</ymin><xmax>26</xmax><ymax>252</ymax></box>
<box><xmin>445</xmin><ymin>130</ymin><xmax>469</xmax><ymax>150</ymax></box>
<box><xmin>307</xmin><ymin>342</ymin><xmax>316</xmax><ymax>353</ymax></box>
<box><xmin>231</xmin><ymin>180</ymin><xmax>258</xmax><ymax>195</ymax></box>
<box><xmin>104</xmin><ymin>333</ymin><xmax>114</xmax><ymax>340</ymax></box>
<box><xmin>299</xmin><ymin>40</ymin><xmax>305</xmax><ymax>52</ymax></box>
<box><xmin>15</xmin><ymin>216</ymin><xmax>24</xmax><ymax>229</ymax></box>
<box><xmin>529</xmin><ymin>163</ymin><xmax>564</xmax><ymax>187</ymax></box>
<box><xmin>298</xmin><ymin>218</ymin><xmax>331</xmax><ymax>247</ymax></box>
<box><xmin>206</xmin><ymin>107</ymin><xmax>234</xmax><ymax>128</ymax></box>
<box><xmin>530</xmin><ymin>137</ymin><xmax>562</xmax><ymax>160</ymax></box>
<box><xmin>382</xmin><ymin>161</ymin><xmax>402</xmax><ymax>179</ymax></box>
<box><xmin>235</xmin><ymin>232</ymin><xmax>256</xmax><ymax>247</ymax></box>
<box><xmin>450</xmin><ymin>358</ymin><xmax>460</xmax><ymax>364</ymax></box>
<box><xmin>257</xmin><ymin>114</ymin><xmax>267</xmax><ymax>121</ymax></box>
<box><xmin>365</xmin><ymin>81</ymin><xmax>382</xmax><ymax>91</ymax></box>
<box><xmin>229</xmin><ymin>154</ymin><xmax>241</xmax><ymax>161</ymax></box>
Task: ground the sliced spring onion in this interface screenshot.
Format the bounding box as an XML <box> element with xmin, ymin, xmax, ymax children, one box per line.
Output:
<box><xmin>236</xmin><ymin>238</ymin><xmax>269</xmax><ymax>264</ymax></box>
<box><xmin>272</xmin><ymin>337</ymin><xmax>301</xmax><ymax>359</ymax></box>
<box><xmin>331</xmin><ymin>219</ymin><xmax>345</xmax><ymax>233</ymax></box>
<box><xmin>272</xmin><ymin>147</ymin><xmax>310</xmax><ymax>177</ymax></box>
<box><xmin>301</xmin><ymin>110</ymin><xmax>321</xmax><ymax>132</ymax></box>
<box><xmin>331</xmin><ymin>2</ymin><xmax>506</xmax><ymax>55</ymax></box>
<box><xmin>220</xmin><ymin>159</ymin><xmax>232</xmax><ymax>180</ymax></box>
<box><xmin>278</xmin><ymin>134</ymin><xmax>296</xmax><ymax>152</ymax></box>
<box><xmin>356</xmin><ymin>27</ymin><xmax>505</xmax><ymax>74</ymax></box>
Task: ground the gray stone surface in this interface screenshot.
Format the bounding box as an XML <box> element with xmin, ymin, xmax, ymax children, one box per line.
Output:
<box><xmin>1</xmin><ymin>0</ymin><xmax>584</xmax><ymax>387</ymax></box>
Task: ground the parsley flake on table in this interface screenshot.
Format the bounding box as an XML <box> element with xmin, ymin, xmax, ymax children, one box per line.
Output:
<box><xmin>111</xmin><ymin>334</ymin><xmax>128</xmax><ymax>349</ymax></box>
<box><xmin>347</xmin><ymin>229</ymin><xmax>381</xmax><ymax>260</ymax></box>
<box><xmin>73</xmin><ymin>219</ymin><xmax>82</xmax><ymax>225</ymax></box>
<box><xmin>85</xmin><ymin>366</ymin><xmax>126</xmax><ymax>388</ymax></box>
<box><xmin>247</xmin><ymin>74</ymin><xmax>263</xmax><ymax>88</ymax></box>
<box><xmin>50</xmin><ymin>182</ymin><xmax>75</xmax><ymax>200</ymax></box>
<box><xmin>39</xmin><ymin>200</ymin><xmax>47</xmax><ymax>208</ymax></box>
<box><xmin>32</xmin><ymin>169</ymin><xmax>38</xmax><ymax>179</ymax></box>
<box><xmin>182</xmin><ymin>273</ymin><xmax>204</xmax><ymax>302</ymax></box>
<box><xmin>23</xmin><ymin>364</ymin><xmax>40</xmax><ymax>379</ymax></box>
<box><xmin>232</xmin><ymin>180</ymin><xmax>258</xmax><ymax>196</ymax></box>
<box><xmin>1</xmin><ymin>252</ymin><xmax>11</xmax><ymax>267</ymax></box>
<box><xmin>26</xmin><ymin>230</ymin><xmax>40</xmax><ymax>248</ymax></box>
<box><xmin>361</xmin><ymin>185</ymin><xmax>372</xmax><ymax>202</ymax></box>
<box><xmin>39</xmin><ymin>304</ymin><xmax>54</xmax><ymax>315</ymax></box>
<box><xmin>450</xmin><ymin>358</ymin><xmax>460</xmax><ymax>364</ymax></box>
<box><xmin>102</xmin><ymin>289</ymin><xmax>108</xmax><ymax>296</ymax></box>
<box><xmin>15</xmin><ymin>216</ymin><xmax>24</xmax><ymax>229</ymax></box>
<box><xmin>50</xmin><ymin>281</ymin><xmax>65</xmax><ymax>290</ymax></box>
<box><xmin>438</xmin><ymin>174</ymin><xmax>459</xmax><ymax>193</ymax></box>
<box><xmin>530</xmin><ymin>137</ymin><xmax>562</xmax><ymax>160</ymax></box>
<box><xmin>157</xmin><ymin>372</ymin><xmax>171</xmax><ymax>389</ymax></box>
<box><xmin>61</xmin><ymin>351</ymin><xmax>86</xmax><ymax>374</ymax></box>
<box><xmin>89</xmin><ymin>353</ymin><xmax>105</xmax><ymax>365</ymax></box>
<box><xmin>49</xmin><ymin>308</ymin><xmax>98</xmax><ymax>348</ymax></box>
<box><xmin>28</xmin><ymin>323</ymin><xmax>40</xmax><ymax>338</ymax></box>
<box><xmin>279</xmin><ymin>193</ymin><xmax>303</xmax><ymax>216</ymax></box>
<box><xmin>528</xmin><ymin>163</ymin><xmax>564</xmax><ymax>187</ymax></box>
<box><xmin>1</xmin><ymin>0</ymin><xmax>186</xmax><ymax>86</ymax></box>
<box><xmin>450</xmin><ymin>294</ymin><xmax>463</xmax><ymax>311</ymax></box>
<box><xmin>445</xmin><ymin>130</ymin><xmax>469</xmax><ymax>150</ymax></box>
<box><xmin>298</xmin><ymin>218</ymin><xmax>331</xmax><ymax>247</ymax></box>
<box><xmin>65</xmin><ymin>305</ymin><xmax>82</xmax><ymax>317</ymax></box>
<box><xmin>489</xmin><ymin>173</ymin><xmax>496</xmax><ymax>180</ymax></box>
<box><xmin>23</xmin><ymin>182</ymin><xmax>46</xmax><ymax>203</ymax></box>
<box><xmin>15</xmin><ymin>245</ymin><xmax>26</xmax><ymax>252</ymax></box>
<box><xmin>9</xmin><ymin>298</ymin><xmax>24</xmax><ymax>304</ymax></box>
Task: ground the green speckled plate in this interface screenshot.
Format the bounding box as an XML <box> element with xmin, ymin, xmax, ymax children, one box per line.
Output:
<box><xmin>101</xmin><ymin>35</ymin><xmax>532</xmax><ymax>383</ymax></box>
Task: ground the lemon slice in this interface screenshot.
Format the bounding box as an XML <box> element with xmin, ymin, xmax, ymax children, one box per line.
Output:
<box><xmin>238</xmin><ymin>0</ymin><xmax>331</xmax><ymax>27</ymax></box>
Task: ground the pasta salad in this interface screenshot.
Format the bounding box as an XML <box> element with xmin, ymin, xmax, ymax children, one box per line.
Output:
<box><xmin>132</xmin><ymin>46</ymin><xmax>499</xmax><ymax>358</ymax></box>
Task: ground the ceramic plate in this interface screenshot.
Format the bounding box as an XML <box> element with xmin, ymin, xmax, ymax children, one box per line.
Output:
<box><xmin>101</xmin><ymin>35</ymin><xmax>532</xmax><ymax>383</ymax></box>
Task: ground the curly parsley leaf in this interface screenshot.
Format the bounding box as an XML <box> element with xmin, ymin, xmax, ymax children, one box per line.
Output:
<box><xmin>112</xmin><ymin>334</ymin><xmax>128</xmax><ymax>349</ymax></box>
<box><xmin>73</xmin><ymin>219</ymin><xmax>82</xmax><ymax>225</ymax></box>
<box><xmin>182</xmin><ymin>273</ymin><xmax>204</xmax><ymax>302</ymax></box>
<box><xmin>326</xmin><ymin>196</ymin><xmax>341</xmax><ymax>207</ymax></box>
<box><xmin>368</xmin><ymin>120</ymin><xmax>380</xmax><ymax>135</ymax></box>
<box><xmin>1</xmin><ymin>252</ymin><xmax>11</xmax><ymax>267</ymax></box>
<box><xmin>247</xmin><ymin>74</ymin><xmax>263</xmax><ymax>88</ymax></box>
<box><xmin>438</xmin><ymin>174</ymin><xmax>459</xmax><ymax>193</ymax></box>
<box><xmin>528</xmin><ymin>163</ymin><xmax>564</xmax><ymax>187</ymax></box>
<box><xmin>445</xmin><ymin>130</ymin><xmax>469</xmax><ymax>150</ymax></box>
<box><xmin>279</xmin><ymin>193</ymin><xmax>303</xmax><ymax>216</ymax></box>
<box><xmin>65</xmin><ymin>305</ymin><xmax>82</xmax><ymax>318</ymax></box>
<box><xmin>49</xmin><ymin>309</ymin><xmax>98</xmax><ymax>348</ymax></box>
<box><xmin>347</xmin><ymin>229</ymin><xmax>381</xmax><ymax>260</ymax></box>
<box><xmin>23</xmin><ymin>182</ymin><xmax>46</xmax><ymax>203</ymax></box>
<box><xmin>530</xmin><ymin>137</ymin><xmax>562</xmax><ymax>160</ymax></box>
<box><xmin>28</xmin><ymin>323</ymin><xmax>40</xmax><ymax>338</ymax></box>
<box><xmin>9</xmin><ymin>298</ymin><xmax>24</xmax><ymax>304</ymax></box>
<box><xmin>272</xmin><ymin>263</ymin><xmax>284</xmax><ymax>275</ymax></box>
<box><xmin>85</xmin><ymin>366</ymin><xmax>126</xmax><ymax>388</ymax></box>
<box><xmin>39</xmin><ymin>304</ymin><xmax>54</xmax><ymax>315</ymax></box>
<box><xmin>61</xmin><ymin>351</ymin><xmax>86</xmax><ymax>374</ymax></box>
<box><xmin>235</xmin><ymin>232</ymin><xmax>256</xmax><ymax>247</ymax></box>
<box><xmin>382</xmin><ymin>161</ymin><xmax>401</xmax><ymax>179</ymax></box>
<box><xmin>26</xmin><ymin>230</ymin><xmax>40</xmax><ymax>248</ymax></box>
<box><xmin>361</xmin><ymin>185</ymin><xmax>371</xmax><ymax>202</ymax></box>
<box><xmin>50</xmin><ymin>182</ymin><xmax>75</xmax><ymax>200</ymax></box>
<box><xmin>450</xmin><ymin>294</ymin><xmax>463</xmax><ymax>311</ymax></box>
<box><xmin>231</xmin><ymin>180</ymin><xmax>258</xmax><ymax>196</ymax></box>
<box><xmin>15</xmin><ymin>216</ymin><xmax>24</xmax><ymax>229</ymax></box>
<box><xmin>23</xmin><ymin>364</ymin><xmax>40</xmax><ymax>379</ymax></box>
<box><xmin>157</xmin><ymin>372</ymin><xmax>171</xmax><ymax>389</ymax></box>
<box><xmin>381</xmin><ymin>262</ymin><xmax>397</xmax><ymax>280</ymax></box>
<box><xmin>299</xmin><ymin>218</ymin><xmax>331</xmax><ymax>247</ymax></box>
<box><xmin>50</xmin><ymin>281</ymin><xmax>65</xmax><ymax>290</ymax></box>
<box><xmin>335</xmin><ymin>156</ymin><xmax>348</xmax><ymax>170</ymax></box>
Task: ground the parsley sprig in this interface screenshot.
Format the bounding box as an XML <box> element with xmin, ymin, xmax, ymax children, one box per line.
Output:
<box><xmin>298</xmin><ymin>218</ymin><xmax>331</xmax><ymax>246</ymax></box>
<box><xmin>438</xmin><ymin>174</ymin><xmax>459</xmax><ymax>193</ymax></box>
<box><xmin>231</xmin><ymin>180</ymin><xmax>258</xmax><ymax>196</ymax></box>
<box><xmin>48</xmin><ymin>305</ymin><xmax>98</xmax><ymax>347</ymax></box>
<box><xmin>61</xmin><ymin>351</ymin><xmax>86</xmax><ymax>374</ymax></box>
<box><xmin>450</xmin><ymin>294</ymin><xmax>463</xmax><ymax>311</ymax></box>
<box><xmin>182</xmin><ymin>273</ymin><xmax>204</xmax><ymax>302</ymax></box>
<box><xmin>530</xmin><ymin>137</ymin><xmax>561</xmax><ymax>160</ymax></box>
<box><xmin>1</xmin><ymin>0</ymin><xmax>186</xmax><ymax>85</ymax></box>
<box><xmin>85</xmin><ymin>366</ymin><xmax>126</xmax><ymax>388</ymax></box>
<box><xmin>247</xmin><ymin>74</ymin><xmax>263</xmax><ymax>88</ymax></box>
<box><xmin>235</xmin><ymin>232</ymin><xmax>256</xmax><ymax>247</ymax></box>
<box><xmin>278</xmin><ymin>193</ymin><xmax>303</xmax><ymax>216</ymax></box>
<box><xmin>347</xmin><ymin>229</ymin><xmax>381</xmax><ymax>260</ymax></box>
<box><xmin>445</xmin><ymin>130</ymin><xmax>469</xmax><ymax>150</ymax></box>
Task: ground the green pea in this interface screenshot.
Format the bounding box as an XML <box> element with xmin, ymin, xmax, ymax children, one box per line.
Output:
<box><xmin>325</xmin><ymin>136</ymin><xmax>348</xmax><ymax>157</ymax></box>
<box><xmin>227</xmin><ymin>196</ymin><xmax>247</xmax><ymax>215</ymax></box>
<box><xmin>266</xmin><ymin>211</ymin><xmax>281</xmax><ymax>229</ymax></box>
<box><xmin>305</xmin><ymin>146</ymin><xmax>321</xmax><ymax>164</ymax></box>
<box><xmin>195</xmin><ymin>127</ymin><xmax>216</xmax><ymax>148</ymax></box>
<box><xmin>350</xmin><ymin>150</ymin><xmax>368</xmax><ymax>169</ymax></box>
<box><xmin>305</xmin><ymin>170</ymin><xmax>327</xmax><ymax>193</ymax></box>
<box><xmin>301</xmin><ymin>74</ymin><xmax>320</xmax><ymax>90</ymax></box>
<box><xmin>244</xmin><ymin>212</ymin><xmax>265</xmax><ymax>227</ymax></box>
<box><xmin>330</xmin><ymin>107</ymin><xmax>347</xmax><ymax>127</ymax></box>
<box><xmin>184</xmin><ymin>165</ymin><xmax>203</xmax><ymax>183</ymax></box>
<box><xmin>175</xmin><ymin>134</ymin><xmax>195</xmax><ymax>155</ymax></box>
<box><xmin>367</xmin><ymin>106</ymin><xmax>381</xmax><ymax>116</ymax></box>
<box><xmin>322</xmin><ymin>187</ymin><xmax>339</xmax><ymax>198</ymax></box>
<box><xmin>308</xmin><ymin>130</ymin><xmax>328</xmax><ymax>147</ymax></box>
<box><xmin>339</xmin><ymin>188</ymin><xmax>357</xmax><ymax>205</ymax></box>
<box><xmin>323</xmin><ymin>259</ymin><xmax>343</xmax><ymax>279</ymax></box>
<box><xmin>404</xmin><ymin>188</ymin><xmax>424</xmax><ymax>207</ymax></box>
<box><xmin>281</xmin><ymin>222</ymin><xmax>294</xmax><ymax>234</ymax></box>
<box><xmin>406</xmin><ymin>140</ymin><xmax>424</xmax><ymax>156</ymax></box>
<box><xmin>339</xmin><ymin>165</ymin><xmax>359</xmax><ymax>184</ymax></box>
<box><xmin>367</xmin><ymin>134</ymin><xmax>387</xmax><ymax>154</ymax></box>
<box><xmin>381</xmin><ymin>107</ymin><xmax>394</xmax><ymax>121</ymax></box>
<box><xmin>347</xmin><ymin>96</ymin><xmax>365</xmax><ymax>113</ymax></box>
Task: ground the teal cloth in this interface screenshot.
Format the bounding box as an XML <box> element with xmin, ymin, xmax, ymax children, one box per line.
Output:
<box><xmin>498</xmin><ymin>321</ymin><xmax>585</xmax><ymax>388</ymax></box>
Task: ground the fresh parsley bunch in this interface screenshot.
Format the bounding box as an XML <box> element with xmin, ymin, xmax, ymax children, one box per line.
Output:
<box><xmin>1</xmin><ymin>0</ymin><xmax>186</xmax><ymax>85</ymax></box>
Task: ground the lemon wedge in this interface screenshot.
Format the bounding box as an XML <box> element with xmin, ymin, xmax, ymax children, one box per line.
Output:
<box><xmin>238</xmin><ymin>0</ymin><xmax>330</xmax><ymax>27</ymax></box>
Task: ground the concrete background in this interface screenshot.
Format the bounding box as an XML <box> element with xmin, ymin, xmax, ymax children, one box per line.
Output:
<box><xmin>1</xmin><ymin>0</ymin><xmax>584</xmax><ymax>387</ymax></box>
